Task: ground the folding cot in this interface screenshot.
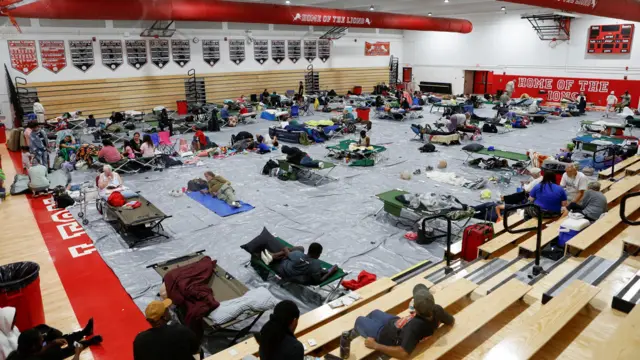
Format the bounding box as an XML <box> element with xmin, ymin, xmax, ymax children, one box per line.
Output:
<box><xmin>148</xmin><ymin>251</ymin><xmax>265</xmax><ymax>346</ymax></box>
<box><xmin>278</xmin><ymin>159</ymin><xmax>337</xmax><ymax>186</ymax></box>
<box><xmin>464</xmin><ymin>147</ymin><xmax>531</xmax><ymax>168</ymax></box>
<box><xmin>246</xmin><ymin>237</ymin><xmax>348</xmax><ymax>303</ymax></box>
<box><xmin>326</xmin><ymin>139</ymin><xmax>387</xmax><ymax>166</ymax></box>
<box><xmin>572</xmin><ymin>134</ymin><xmax>631</xmax><ymax>153</ymax></box>
<box><xmin>429</xmin><ymin>102</ymin><xmax>461</xmax><ymax>114</ymax></box>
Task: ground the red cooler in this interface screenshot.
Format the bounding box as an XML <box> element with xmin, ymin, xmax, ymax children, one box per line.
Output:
<box><xmin>356</xmin><ymin>107</ymin><xmax>370</xmax><ymax>121</ymax></box>
<box><xmin>353</xmin><ymin>86</ymin><xmax>362</xmax><ymax>95</ymax></box>
<box><xmin>0</xmin><ymin>262</ymin><xmax>45</xmax><ymax>330</ymax></box>
<box><xmin>176</xmin><ymin>100</ymin><xmax>188</xmax><ymax>115</ymax></box>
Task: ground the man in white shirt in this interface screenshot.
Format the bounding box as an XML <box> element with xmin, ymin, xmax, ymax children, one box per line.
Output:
<box><xmin>32</xmin><ymin>98</ymin><xmax>46</xmax><ymax>124</ymax></box>
<box><xmin>605</xmin><ymin>91</ymin><xmax>617</xmax><ymax>118</ymax></box>
<box><xmin>560</xmin><ymin>163</ymin><xmax>588</xmax><ymax>203</ymax></box>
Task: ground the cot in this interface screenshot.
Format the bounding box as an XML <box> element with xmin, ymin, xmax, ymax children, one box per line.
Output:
<box><xmin>247</xmin><ymin>237</ymin><xmax>348</xmax><ymax>303</ymax></box>
<box><xmin>429</xmin><ymin>102</ymin><xmax>461</xmax><ymax>114</ymax></box>
<box><xmin>464</xmin><ymin>147</ymin><xmax>531</xmax><ymax>169</ymax></box>
<box><xmin>326</xmin><ymin>140</ymin><xmax>387</xmax><ymax>167</ymax></box>
<box><xmin>572</xmin><ymin>134</ymin><xmax>630</xmax><ymax>153</ymax></box>
<box><xmin>278</xmin><ymin>159</ymin><xmax>337</xmax><ymax>186</ymax></box>
<box><xmin>148</xmin><ymin>251</ymin><xmax>265</xmax><ymax>346</ymax></box>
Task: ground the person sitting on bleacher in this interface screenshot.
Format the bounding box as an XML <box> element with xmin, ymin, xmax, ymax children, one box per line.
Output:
<box><xmin>527</xmin><ymin>171</ymin><xmax>567</xmax><ymax>219</ymax></box>
<box><xmin>349</xmin><ymin>284</ymin><xmax>454</xmax><ymax>359</ymax></box>
<box><xmin>257</xmin><ymin>300</ymin><xmax>303</xmax><ymax>360</ymax></box>
<box><xmin>564</xmin><ymin>181</ymin><xmax>607</xmax><ymax>222</ymax></box>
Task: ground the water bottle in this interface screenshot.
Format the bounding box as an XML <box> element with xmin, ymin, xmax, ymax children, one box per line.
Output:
<box><xmin>340</xmin><ymin>331</ymin><xmax>351</xmax><ymax>359</ymax></box>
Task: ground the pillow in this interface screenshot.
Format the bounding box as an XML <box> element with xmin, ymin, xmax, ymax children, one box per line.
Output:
<box><xmin>462</xmin><ymin>143</ymin><xmax>484</xmax><ymax>152</ymax></box>
<box><xmin>240</xmin><ymin>227</ymin><xmax>283</xmax><ymax>254</ymax></box>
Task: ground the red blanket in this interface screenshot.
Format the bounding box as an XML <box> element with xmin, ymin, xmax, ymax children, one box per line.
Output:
<box><xmin>164</xmin><ymin>256</ymin><xmax>220</xmax><ymax>337</ymax></box>
<box><xmin>341</xmin><ymin>270</ymin><xmax>377</xmax><ymax>291</ymax></box>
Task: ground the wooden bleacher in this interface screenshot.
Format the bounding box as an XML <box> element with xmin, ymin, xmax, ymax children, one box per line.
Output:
<box><xmin>594</xmin><ymin>295</ymin><xmax>640</xmax><ymax>360</ymax></box>
<box><xmin>18</xmin><ymin>67</ymin><xmax>388</xmax><ymax>119</ymax></box>
<box><xmin>619</xmin><ymin>225</ymin><xmax>640</xmax><ymax>255</ymax></box>
<box><xmin>325</xmin><ymin>278</ymin><xmax>478</xmax><ymax>359</ymax></box>
<box><xmin>599</xmin><ymin>155</ymin><xmax>640</xmax><ymax>179</ymax></box>
<box><xmin>484</xmin><ymin>280</ymin><xmax>600</xmax><ymax>360</ymax></box>
<box><xmin>627</xmin><ymin>161</ymin><xmax>640</xmax><ymax>176</ymax></box>
<box><xmin>207</xmin><ymin>277</ymin><xmax>395</xmax><ymax>360</ymax></box>
<box><xmin>446</xmin><ymin>213</ymin><xmax>525</xmax><ymax>260</ymax></box>
<box><xmin>477</xmin><ymin>218</ymin><xmax>553</xmax><ymax>259</ymax></box>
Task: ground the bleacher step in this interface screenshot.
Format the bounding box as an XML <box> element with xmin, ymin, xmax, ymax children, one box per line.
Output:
<box><xmin>488</xmin><ymin>256</ymin><xmax>568</xmax><ymax>294</ymax></box>
<box><xmin>391</xmin><ymin>259</ymin><xmax>440</xmax><ymax>284</ymax></box>
<box><xmin>542</xmin><ymin>254</ymin><xmax>627</xmax><ymax>304</ymax></box>
<box><xmin>425</xmin><ymin>258</ymin><xmax>479</xmax><ymax>285</ymax></box>
<box><xmin>464</xmin><ymin>257</ymin><xmax>520</xmax><ymax>285</ymax></box>
<box><xmin>612</xmin><ymin>270</ymin><xmax>640</xmax><ymax>314</ymax></box>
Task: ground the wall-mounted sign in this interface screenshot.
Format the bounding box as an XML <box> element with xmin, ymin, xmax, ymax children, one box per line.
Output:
<box><xmin>8</xmin><ymin>40</ymin><xmax>38</xmax><ymax>75</ymax></box>
<box><xmin>125</xmin><ymin>40</ymin><xmax>147</xmax><ymax>69</ymax></box>
<box><xmin>229</xmin><ymin>39</ymin><xmax>245</xmax><ymax>65</ymax></box>
<box><xmin>288</xmin><ymin>40</ymin><xmax>301</xmax><ymax>63</ymax></box>
<box><xmin>254</xmin><ymin>39</ymin><xmax>269</xmax><ymax>64</ymax></box>
<box><xmin>171</xmin><ymin>39</ymin><xmax>190</xmax><ymax>67</ymax></box>
<box><xmin>304</xmin><ymin>40</ymin><xmax>317</xmax><ymax>63</ymax></box>
<box><xmin>587</xmin><ymin>24</ymin><xmax>634</xmax><ymax>54</ymax></box>
<box><xmin>69</xmin><ymin>40</ymin><xmax>94</xmax><ymax>72</ymax></box>
<box><xmin>203</xmin><ymin>40</ymin><xmax>220</xmax><ymax>66</ymax></box>
<box><xmin>318</xmin><ymin>39</ymin><xmax>330</xmax><ymax>63</ymax></box>
<box><xmin>100</xmin><ymin>40</ymin><xmax>123</xmax><ymax>71</ymax></box>
<box><xmin>365</xmin><ymin>41</ymin><xmax>390</xmax><ymax>56</ymax></box>
<box><xmin>149</xmin><ymin>39</ymin><xmax>169</xmax><ymax>69</ymax></box>
<box><xmin>272</xmin><ymin>40</ymin><xmax>285</xmax><ymax>64</ymax></box>
<box><xmin>39</xmin><ymin>40</ymin><xmax>66</xmax><ymax>74</ymax></box>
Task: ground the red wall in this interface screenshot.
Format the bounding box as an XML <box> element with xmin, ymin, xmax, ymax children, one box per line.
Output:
<box><xmin>493</xmin><ymin>74</ymin><xmax>640</xmax><ymax>106</ymax></box>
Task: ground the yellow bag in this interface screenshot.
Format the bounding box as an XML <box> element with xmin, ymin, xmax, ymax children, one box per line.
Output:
<box><xmin>314</xmin><ymin>98</ymin><xmax>320</xmax><ymax>109</ymax></box>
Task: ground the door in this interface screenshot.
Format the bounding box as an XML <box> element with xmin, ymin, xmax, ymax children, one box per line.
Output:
<box><xmin>473</xmin><ymin>71</ymin><xmax>494</xmax><ymax>94</ymax></box>
<box><xmin>463</xmin><ymin>70</ymin><xmax>475</xmax><ymax>95</ymax></box>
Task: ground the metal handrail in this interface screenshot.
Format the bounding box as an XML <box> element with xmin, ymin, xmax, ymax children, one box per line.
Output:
<box><xmin>620</xmin><ymin>192</ymin><xmax>640</xmax><ymax>226</ymax></box>
<box><xmin>503</xmin><ymin>203</ymin><xmax>544</xmax><ymax>276</ymax></box>
<box><xmin>420</xmin><ymin>214</ymin><xmax>453</xmax><ymax>274</ymax></box>
<box><xmin>592</xmin><ymin>145</ymin><xmax>617</xmax><ymax>180</ymax></box>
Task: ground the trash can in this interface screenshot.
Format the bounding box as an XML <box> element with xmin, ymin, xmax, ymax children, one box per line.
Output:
<box><xmin>353</xmin><ymin>86</ymin><xmax>362</xmax><ymax>95</ymax></box>
<box><xmin>356</xmin><ymin>107</ymin><xmax>370</xmax><ymax>121</ymax></box>
<box><xmin>176</xmin><ymin>100</ymin><xmax>188</xmax><ymax>115</ymax></box>
<box><xmin>0</xmin><ymin>262</ymin><xmax>45</xmax><ymax>330</ymax></box>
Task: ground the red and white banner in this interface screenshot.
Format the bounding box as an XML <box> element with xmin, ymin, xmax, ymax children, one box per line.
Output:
<box><xmin>365</xmin><ymin>41</ymin><xmax>390</xmax><ymax>56</ymax></box>
<box><xmin>39</xmin><ymin>40</ymin><xmax>67</xmax><ymax>73</ymax></box>
<box><xmin>8</xmin><ymin>40</ymin><xmax>38</xmax><ymax>75</ymax></box>
<box><xmin>494</xmin><ymin>74</ymin><xmax>640</xmax><ymax>106</ymax></box>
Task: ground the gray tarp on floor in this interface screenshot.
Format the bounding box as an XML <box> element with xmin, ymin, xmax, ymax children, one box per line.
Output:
<box><xmin>68</xmin><ymin>104</ymin><xmax>611</xmax><ymax>351</ymax></box>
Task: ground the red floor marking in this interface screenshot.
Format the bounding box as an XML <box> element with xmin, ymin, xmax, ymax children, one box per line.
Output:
<box><xmin>7</xmin><ymin>149</ymin><xmax>148</xmax><ymax>360</ymax></box>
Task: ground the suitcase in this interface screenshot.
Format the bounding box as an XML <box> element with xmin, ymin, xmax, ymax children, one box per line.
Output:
<box><xmin>461</xmin><ymin>224</ymin><xmax>494</xmax><ymax>261</ymax></box>
<box><xmin>7</xmin><ymin>128</ymin><xmax>23</xmax><ymax>152</ymax></box>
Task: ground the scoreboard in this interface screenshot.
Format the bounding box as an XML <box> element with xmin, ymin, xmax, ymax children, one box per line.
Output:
<box><xmin>587</xmin><ymin>24</ymin><xmax>634</xmax><ymax>54</ymax></box>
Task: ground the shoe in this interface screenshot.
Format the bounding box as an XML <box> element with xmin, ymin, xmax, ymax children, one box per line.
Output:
<box><xmin>318</xmin><ymin>162</ymin><xmax>324</xmax><ymax>168</ymax></box>
<box><xmin>83</xmin><ymin>318</ymin><xmax>94</xmax><ymax>336</ymax></box>
<box><xmin>231</xmin><ymin>201</ymin><xmax>242</xmax><ymax>208</ymax></box>
<box><xmin>260</xmin><ymin>250</ymin><xmax>272</xmax><ymax>265</ymax></box>
<box><xmin>348</xmin><ymin>328</ymin><xmax>360</xmax><ymax>341</ymax></box>
<box><xmin>80</xmin><ymin>335</ymin><xmax>103</xmax><ymax>347</ymax></box>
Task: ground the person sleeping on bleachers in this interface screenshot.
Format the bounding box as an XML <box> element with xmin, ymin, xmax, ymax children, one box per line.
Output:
<box><xmin>347</xmin><ymin>284</ymin><xmax>454</xmax><ymax>359</ymax></box>
<box><xmin>257</xmin><ymin>300</ymin><xmax>303</xmax><ymax>360</ymax></box>
<box><xmin>564</xmin><ymin>181</ymin><xmax>607</xmax><ymax>222</ymax></box>
<box><xmin>261</xmin><ymin>243</ymin><xmax>337</xmax><ymax>286</ymax></box>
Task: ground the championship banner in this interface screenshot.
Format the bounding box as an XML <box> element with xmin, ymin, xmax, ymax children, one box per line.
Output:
<box><xmin>39</xmin><ymin>40</ymin><xmax>66</xmax><ymax>74</ymax></box>
<box><xmin>69</xmin><ymin>40</ymin><xmax>94</xmax><ymax>72</ymax></box>
<box><xmin>229</xmin><ymin>39</ymin><xmax>245</xmax><ymax>65</ymax></box>
<box><xmin>150</xmin><ymin>39</ymin><xmax>169</xmax><ymax>69</ymax></box>
<box><xmin>304</xmin><ymin>40</ymin><xmax>317</xmax><ymax>63</ymax></box>
<box><xmin>365</xmin><ymin>41</ymin><xmax>390</xmax><ymax>56</ymax></box>
<box><xmin>126</xmin><ymin>39</ymin><xmax>148</xmax><ymax>69</ymax></box>
<box><xmin>171</xmin><ymin>39</ymin><xmax>190</xmax><ymax>67</ymax></box>
<box><xmin>272</xmin><ymin>40</ymin><xmax>285</xmax><ymax>64</ymax></box>
<box><xmin>288</xmin><ymin>40</ymin><xmax>301</xmax><ymax>63</ymax></box>
<box><xmin>100</xmin><ymin>40</ymin><xmax>123</xmax><ymax>71</ymax></box>
<box><xmin>8</xmin><ymin>40</ymin><xmax>38</xmax><ymax>75</ymax></box>
<box><xmin>203</xmin><ymin>40</ymin><xmax>220</xmax><ymax>66</ymax></box>
<box><xmin>318</xmin><ymin>39</ymin><xmax>330</xmax><ymax>63</ymax></box>
<box><xmin>254</xmin><ymin>39</ymin><xmax>268</xmax><ymax>64</ymax></box>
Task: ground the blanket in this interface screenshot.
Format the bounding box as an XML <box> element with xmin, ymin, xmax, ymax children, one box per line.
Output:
<box><xmin>164</xmin><ymin>256</ymin><xmax>220</xmax><ymax>338</ymax></box>
<box><xmin>207</xmin><ymin>287</ymin><xmax>276</xmax><ymax>325</ymax></box>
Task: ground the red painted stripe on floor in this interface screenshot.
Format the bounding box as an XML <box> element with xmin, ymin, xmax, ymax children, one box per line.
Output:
<box><xmin>6</xmin><ymin>149</ymin><xmax>148</xmax><ymax>360</ymax></box>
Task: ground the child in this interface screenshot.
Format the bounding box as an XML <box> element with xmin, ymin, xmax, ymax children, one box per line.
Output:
<box><xmin>122</xmin><ymin>140</ymin><xmax>136</xmax><ymax>159</ymax></box>
<box><xmin>21</xmin><ymin>146</ymin><xmax>32</xmax><ymax>173</ymax></box>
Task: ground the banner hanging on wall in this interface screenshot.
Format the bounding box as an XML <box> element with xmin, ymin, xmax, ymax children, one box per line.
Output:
<box><xmin>288</xmin><ymin>40</ymin><xmax>301</xmax><ymax>63</ymax></box>
<box><xmin>318</xmin><ymin>39</ymin><xmax>330</xmax><ymax>62</ymax></box>
<box><xmin>68</xmin><ymin>40</ymin><xmax>94</xmax><ymax>72</ymax></box>
<box><xmin>229</xmin><ymin>39</ymin><xmax>245</xmax><ymax>65</ymax></box>
<box><xmin>365</xmin><ymin>41</ymin><xmax>390</xmax><ymax>56</ymax></box>
<box><xmin>126</xmin><ymin>40</ymin><xmax>148</xmax><ymax>69</ymax></box>
<box><xmin>8</xmin><ymin>40</ymin><xmax>38</xmax><ymax>75</ymax></box>
<box><xmin>271</xmin><ymin>40</ymin><xmax>285</xmax><ymax>64</ymax></box>
<box><xmin>304</xmin><ymin>40</ymin><xmax>317</xmax><ymax>63</ymax></box>
<box><xmin>171</xmin><ymin>39</ymin><xmax>190</xmax><ymax>67</ymax></box>
<box><xmin>254</xmin><ymin>39</ymin><xmax>269</xmax><ymax>64</ymax></box>
<box><xmin>39</xmin><ymin>40</ymin><xmax>66</xmax><ymax>74</ymax></box>
<box><xmin>203</xmin><ymin>40</ymin><xmax>220</xmax><ymax>66</ymax></box>
<box><xmin>99</xmin><ymin>40</ymin><xmax>123</xmax><ymax>71</ymax></box>
<box><xmin>149</xmin><ymin>39</ymin><xmax>169</xmax><ymax>69</ymax></box>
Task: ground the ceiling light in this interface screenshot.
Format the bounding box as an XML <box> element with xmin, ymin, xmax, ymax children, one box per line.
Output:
<box><xmin>369</xmin><ymin>5</ymin><xmax>375</xmax><ymax>11</ymax></box>
<box><xmin>501</xmin><ymin>6</ymin><xmax>506</xmax><ymax>11</ymax></box>
<box><xmin>444</xmin><ymin>0</ymin><xmax>449</xmax><ymax>3</ymax></box>
<box><xmin>428</xmin><ymin>12</ymin><xmax>432</xmax><ymax>16</ymax></box>
<box><xmin>285</xmin><ymin>0</ymin><xmax>290</xmax><ymax>4</ymax></box>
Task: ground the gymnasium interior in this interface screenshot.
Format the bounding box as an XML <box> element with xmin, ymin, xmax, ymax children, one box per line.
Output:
<box><xmin>1</xmin><ymin>0</ymin><xmax>640</xmax><ymax>359</ymax></box>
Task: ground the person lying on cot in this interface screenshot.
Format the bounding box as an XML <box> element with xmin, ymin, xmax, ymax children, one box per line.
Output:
<box><xmin>563</xmin><ymin>181</ymin><xmax>607</xmax><ymax>222</ymax></box>
<box><xmin>496</xmin><ymin>167</ymin><xmax>542</xmax><ymax>221</ymax></box>
<box><xmin>201</xmin><ymin>170</ymin><xmax>241</xmax><ymax>208</ymax></box>
<box><xmin>281</xmin><ymin>145</ymin><xmax>323</xmax><ymax>168</ymax></box>
<box><xmin>347</xmin><ymin>284</ymin><xmax>454</xmax><ymax>360</ymax></box>
<box><xmin>262</xmin><ymin>243</ymin><xmax>338</xmax><ymax>286</ymax></box>
<box><xmin>98</xmin><ymin>139</ymin><xmax>123</xmax><ymax>164</ymax></box>
<box><xmin>358</xmin><ymin>130</ymin><xmax>371</xmax><ymax>147</ymax></box>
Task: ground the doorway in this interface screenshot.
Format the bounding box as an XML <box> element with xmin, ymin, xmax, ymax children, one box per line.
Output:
<box><xmin>473</xmin><ymin>70</ymin><xmax>494</xmax><ymax>95</ymax></box>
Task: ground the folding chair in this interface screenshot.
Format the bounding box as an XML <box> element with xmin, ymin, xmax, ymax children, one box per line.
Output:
<box><xmin>290</xmin><ymin>105</ymin><xmax>300</xmax><ymax>119</ymax></box>
<box><xmin>153</xmin><ymin>131</ymin><xmax>177</xmax><ymax>155</ymax></box>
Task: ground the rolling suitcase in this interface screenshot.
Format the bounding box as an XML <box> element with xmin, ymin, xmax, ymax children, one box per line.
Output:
<box><xmin>461</xmin><ymin>224</ymin><xmax>494</xmax><ymax>261</ymax></box>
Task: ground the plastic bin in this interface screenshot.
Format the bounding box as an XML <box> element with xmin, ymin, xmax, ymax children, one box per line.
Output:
<box><xmin>176</xmin><ymin>100</ymin><xmax>188</xmax><ymax>115</ymax></box>
<box><xmin>0</xmin><ymin>262</ymin><xmax>45</xmax><ymax>330</ymax></box>
<box><xmin>356</xmin><ymin>107</ymin><xmax>370</xmax><ymax>121</ymax></box>
<box><xmin>353</xmin><ymin>86</ymin><xmax>362</xmax><ymax>95</ymax></box>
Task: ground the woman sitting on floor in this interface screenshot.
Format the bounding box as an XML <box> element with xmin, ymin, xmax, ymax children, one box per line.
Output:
<box><xmin>140</xmin><ymin>135</ymin><xmax>156</xmax><ymax>158</ymax></box>
<box><xmin>58</xmin><ymin>134</ymin><xmax>77</xmax><ymax>162</ymax></box>
<box><xmin>192</xmin><ymin>128</ymin><xmax>216</xmax><ymax>151</ymax></box>
<box><xmin>97</xmin><ymin>139</ymin><xmax>123</xmax><ymax>164</ymax></box>
<box><xmin>27</xmin><ymin>159</ymin><xmax>50</xmax><ymax>198</ymax></box>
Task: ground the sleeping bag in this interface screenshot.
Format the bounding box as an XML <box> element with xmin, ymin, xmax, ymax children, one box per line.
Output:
<box><xmin>10</xmin><ymin>174</ymin><xmax>30</xmax><ymax>195</ymax></box>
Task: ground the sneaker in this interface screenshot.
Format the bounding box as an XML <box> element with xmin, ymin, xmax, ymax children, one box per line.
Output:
<box><xmin>318</xmin><ymin>162</ymin><xmax>324</xmax><ymax>168</ymax></box>
<box><xmin>348</xmin><ymin>328</ymin><xmax>360</xmax><ymax>341</ymax></box>
<box><xmin>83</xmin><ymin>318</ymin><xmax>94</xmax><ymax>336</ymax></box>
<box><xmin>264</xmin><ymin>250</ymin><xmax>273</xmax><ymax>264</ymax></box>
<box><xmin>232</xmin><ymin>201</ymin><xmax>242</xmax><ymax>208</ymax></box>
<box><xmin>80</xmin><ymin>335</ymin><xmax>103</xmax><ymax>347</ymax></box>
<box><xmin>260</xmin><ymin>250</ymin><xmax>272</xmax><ymax>265</ymax></box>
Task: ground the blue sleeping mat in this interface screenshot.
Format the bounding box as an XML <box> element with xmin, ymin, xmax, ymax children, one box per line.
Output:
<box><xmin>187</xmin><ymin>191</ymin><xmax>254</xmax><ymax>217</ymax></box>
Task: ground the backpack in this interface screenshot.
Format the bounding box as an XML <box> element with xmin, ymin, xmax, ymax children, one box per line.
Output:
<box><xmin>262</xmin><ymin>160</ymin><xmax>279</xmax><ymax>175</ymax></box>
<box><xmin>187</xmin><ymin>179</ymin><xmax>208</xmax><ymax>192</ymax></box>
<box><xmin>107</xmin><ymin>191</ymin><xmax>126</xmax><ymax>207</ymax></box>
<box><xmin>53</xmin><ymin>186</ymin><xmax>75</xmax><ymax>209</ymax></box>
<box><xmin>419</xmin><ymin>143</ymin><xmax>436</xmax><ymax>153</ymax></box>
<box><xmin>299</xmin><ymin>132</ymin><xmax>312</xmax><ymax>146</ymax></box>
<box><xmin>482</xmin><ymin>123</ymin><xmax>498</xmax><ymax>133</ymax></box>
